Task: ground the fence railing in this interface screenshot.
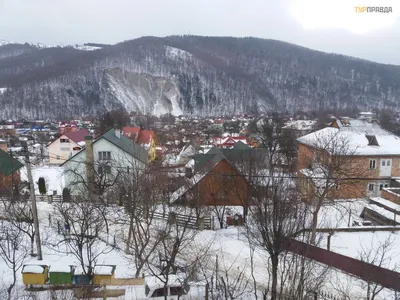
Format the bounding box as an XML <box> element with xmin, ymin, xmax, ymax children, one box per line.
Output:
<box><xmin>138</xmin><ymin>209</ymin><xmax>213</xmax><ymax>230</ymax></box>
<box><xmin>1</xmin><ymin>194</ymin><xmax>214</xmax><ymax>231</ymax></box>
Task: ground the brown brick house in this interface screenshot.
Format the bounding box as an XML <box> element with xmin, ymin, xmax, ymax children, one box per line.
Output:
<box><xmin>170</xmin><ymin>143</ymin><xmax>266</xmax><ymax>209</ymax></box>
<box><xmin>297</xmin><ymin>118</ymin><xmax>400</xmax><ymax>200</ymax></box>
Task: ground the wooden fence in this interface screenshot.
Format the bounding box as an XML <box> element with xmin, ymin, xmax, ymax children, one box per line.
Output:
<box><xmin>143</xmin><ymin>210</ymin><xmax>213</xmax><ymax>230</ymax></box>
<box><xmin>283</xmin><ymin>238</ymin><xmax>400</xmax><ymax>292</ymax></box>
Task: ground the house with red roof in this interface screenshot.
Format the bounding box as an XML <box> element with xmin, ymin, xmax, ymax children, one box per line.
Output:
<box><xmin>212</xmin><ymin>136</ymin><xmax>248</xmax><ymax>149</ymax></box>
<box><xmin>122</xmin><ymin>127</ymin><xmax>157</xmax><ymax>162</ymax></box>
<box><xmin>47</xmin><ymin>129</ymin><xmax>90</xmax><ymax>164</ymax></box>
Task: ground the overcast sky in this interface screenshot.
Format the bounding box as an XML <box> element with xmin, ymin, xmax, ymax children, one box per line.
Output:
<box><xmin>0</xmin><ymin>0</ymin><xmax>399</xmax><ymax>64</ymax></box>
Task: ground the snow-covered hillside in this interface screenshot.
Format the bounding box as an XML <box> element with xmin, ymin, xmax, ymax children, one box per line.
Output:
<box><xmin>104</xmin><ymin>68</ymin><xmax>183</xmax><ymax>116</ymax></box>
<box><xmin>1</xmin><ymin>36</ymin><xmax>400</xmax><ymax>118</ymax></box>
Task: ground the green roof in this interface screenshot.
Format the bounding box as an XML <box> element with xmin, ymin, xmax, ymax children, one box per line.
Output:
<box><xmin>101</xmin><ymin>129</ymin><xmax>148</xmax><ymax>165</ymax></box>
<box><xmin>0</xmin><ymin>149</ymin><xmax>23</xmax><ymax>176</ymax></box>
<box><xmin>232</xmin><ymin>141</ymin><xmax>251</xmax><ymax>150</ymax></box>
<box><xmin>193</xmin><ymin>145</ymin><xmax>267</xmax><ymax>174</ymax></box>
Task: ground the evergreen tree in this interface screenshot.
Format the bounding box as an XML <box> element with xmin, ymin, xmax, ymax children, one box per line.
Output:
<box><xmin>38</xmin><ymin>177</ymin><xmax>47</xmax><ymax>195</ymax></box>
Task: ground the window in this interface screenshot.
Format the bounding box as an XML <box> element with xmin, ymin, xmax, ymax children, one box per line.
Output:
<box><xmin>170</xmin><ymin>286</ymin><xmax>186</xmax><ymax>296</ymax></box>
<box><xmin>379</xmin><ymin>184</ymin><xmax>383</xmax><ymax>191</ymax></box>
<box><xmin>369</xmin><ymin>159</ymin><xmax>376</xmax><ymax>169</ymax></box>
<box><xmin>98</xmin><ymin>151</ymin><xmax>111</xmax><ymax>161</ymax></box>
<box><xmin>60</xmin><ymin>147</ymin><xmax>69</xmax><ymax>152</ymax></box>
<box><xmin>382</xmin><ymin>160</ymin><xmax>386</xmax><ymax>166</ymax></box>
<box><xmin>56</xmin><ymin>155</ymin><xmax>60</xmax><ymax>160</ymax></box>
<box><xmin>387</xmin><ymin>160</ymin><xmax>391</xmax><ymax>166</ymax></box>
<box><xmin>145</xmin><ymin>285</ymin><xmax>150</xmax><ymax>297</ymax></box>
<box><xmin>368</xmin><ymin>183</ymin><xmax>374</xmax><ymax>192</ymax></box>
<box><xmin>98</xmin><ymin>164</ymin><xmax>111</xmax><ymax>175</ymax></box>
<box><xmin>60</xmin><ymin>138</ymin><xmax>69</xmax><ymax>143</ymax></box>
<box><xmin>151</xmin><ymin>288</ymin><xmax>168</xmax><ymax>298</ymax></box>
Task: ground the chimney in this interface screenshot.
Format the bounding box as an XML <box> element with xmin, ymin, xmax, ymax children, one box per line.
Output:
<box><xmin>85</xmin><ymin>136</ymin><xmax>95</xmax><ymax>196</ymax></box>
<box><xmin>115</xmin><ymin>128</ymin><xmax>121</xmax><ymax>139</ymax></box>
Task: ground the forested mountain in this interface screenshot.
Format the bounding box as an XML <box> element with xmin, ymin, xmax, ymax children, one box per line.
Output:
<box><xmin>0</xmin><ymin>36</ymin><xmax>399</xmax><ymax>119</ymax></box>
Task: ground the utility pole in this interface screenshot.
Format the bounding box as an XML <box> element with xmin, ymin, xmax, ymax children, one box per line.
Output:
<box><xmin>22</xmin><ymin>142</ymin><xmax>42</xmax><ymax>260</ymax></box>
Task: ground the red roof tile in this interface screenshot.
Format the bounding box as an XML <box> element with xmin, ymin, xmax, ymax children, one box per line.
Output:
<box><xmin>122</xmin><ymin>127</ymin><xmax>141</xmax><ymax>140</ymax></box>
<box><xmin>64</xmin><ymin>130</ymin><xmax>90</xmax><ymax>144</ymax></box>
<box><xmin>137</xmin><ymin>130</ymin><xmax>155</xmax><ymax>145</ymax></box>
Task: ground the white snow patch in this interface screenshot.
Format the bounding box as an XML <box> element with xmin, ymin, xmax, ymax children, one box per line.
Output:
<box><xmin>165</xmin><ymin>46</ymin><xmax>193</xmax><ymax>60</ymax></box>
<box><xmin>0</xmin><ymin>87</ymin><xmax>7</xmax><ymax>94</ymax></box>
<box><xmin>73</xmin><ymin>45</ymin><xmax>102</xmax><ymax>51</ymax></box>
<box><xmin>22</xmin><ymin>265</ymin><xmax>45</xmax><ymax>274</ymax></box>
<box><xmin>20</xmin><ymin>166</ymin><xmax>65</xmax><ymax>195</ymax></box>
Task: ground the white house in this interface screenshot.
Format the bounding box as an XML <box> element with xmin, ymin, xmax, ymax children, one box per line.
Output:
<box><xmin>61</xmin><ymin>128</ymin><xmax>148</xmax><ymax>195</ymax></box>
<box><xmin>47</xmin><ymin>129</ymin><xmax>89</xmax><ymax>165</ymax></box>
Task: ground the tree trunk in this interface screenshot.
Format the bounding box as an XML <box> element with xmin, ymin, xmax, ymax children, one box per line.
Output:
<box><xmin>125</xmin><ymin>215</ymin><xmax>134</xmax><ymax>254</ymax></box>
<box><xmin>311</xmin><ymin>211</ymin><xmax>318</xmax><ymax>245</ymax></box>
<box><xmin>7</xmin><ymin>266</ymin><xmax>16</xmax><ymax>300</ymax></box>
<box><xmin>270</xmin><ymin>255</ymin><xmax>279</xmax><ymax>300</ymax></box>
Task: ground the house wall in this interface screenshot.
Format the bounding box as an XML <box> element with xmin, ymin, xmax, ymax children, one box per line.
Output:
<box><xmin>63</xmin><ymin>138</ymin><xmax>146</xmax><ymax>195</ymax></box>
<box><xmin>147</xmin><ymin>139</ymin><xmax>156</xmax><ymax>163</ymax></box>
<box><xmin>48</xmin><ymin>135</ymin><xmax>80</xmax><ymax>165</ymax></box>
<box><xmin>297</xmin><ymin>143</ymin><xmax>400</xmax><ymax>200</ymax></box>
<box><xmin>0</xmin><ymin>171</ymin><xmax>20</xmax><ymax>194</ymax></box>
<box><xmin>381</xmin><ymin>189</ymin><xmax>400</xmax><ymax>205</ymax></box>
<box><xmin>196</xmin><ymin>160</ymin><xmax>249</xmax><ymax>206</ymax></box>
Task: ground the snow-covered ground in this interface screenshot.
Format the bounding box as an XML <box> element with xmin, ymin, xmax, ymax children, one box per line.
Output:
<box><xmin>0</xmin><ymin>196</ymin><xmax>398</xmax><ymax>299</ymax></box>
<box><xmin>317</xmin><ymin>199</ymin><xmax>367</xmax><ymax>228</ymax></box>
<box><xmin>20</xmin><ymin>166</ymin><xmax>65</xmax><ymax>195</ymax></box>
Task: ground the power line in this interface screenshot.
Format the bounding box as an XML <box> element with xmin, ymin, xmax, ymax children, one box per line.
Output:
<box><xmin>42</xmin><ymin>152</ymin><xmax>394</xmax><ymax>182</ymax></box>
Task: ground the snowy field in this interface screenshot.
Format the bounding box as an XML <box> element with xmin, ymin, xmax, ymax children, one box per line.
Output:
<box><xmin>0</xmin><ymin>195</ymin><xmax>398</xmax><ymax>299</ymax></box>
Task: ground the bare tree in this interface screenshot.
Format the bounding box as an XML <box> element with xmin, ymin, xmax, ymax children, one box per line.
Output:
<box><xmin>0</xmin><ymin>200</ymin><xmax>35</xmax><ymax>256</ymax></box>
<box><xmin>358</xmin><ymin>235</ymin><xmax>399</xmax><ymax>300</ymax></box>
<box><xmin>49</xmin><ymin>200</ymin><xmax>112</xmax><ymax>280</ymax></box>
<box><xmin>116</xmin><ymin>167</ymin><xmax>170</xmax><ymax>277</ymax></box>
<box><xmin>297</xmin><ymin>129</ymin><xmax>366</xmax><ymax>244</ymax></box>
<box><xmin>147</xmin><ymin>204</ymin><xmax>214</xmax><ymax>300</ymax></box>
<box><xmin>246</xmin><ymin>173</ymin><xmax>309</xmax><ymax>300</ymax></box>
<box><xmin>199</xmin><ymin>252</ymin><xmax>253</xmax><ymax>300</ymax></box>
<box><xmin>0</xmin><ymin>219</ymin><xmax>29</xmax><ymax>300</ymax></box>
<box><xmin>63</xmin><ymin>159</ymin><xmax>124</xmax><ymax>201</ymax></box>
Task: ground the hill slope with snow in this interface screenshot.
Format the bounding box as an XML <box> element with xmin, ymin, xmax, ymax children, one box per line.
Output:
<box><xmin>0</xmin><ymin>35</ymin><xmax>400</xmax><ymax>118</ymax></box>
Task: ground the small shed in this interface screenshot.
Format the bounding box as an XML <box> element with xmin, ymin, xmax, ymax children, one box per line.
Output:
<box><xmin>49</xmin><ymin>265</ymin><xmax>75</xmax><ymax>285</ymax></box>
<box><xmin>22</xmin><ymin>265</ymin><xmax>49</xmax><ymax>285</ymax></box>
<box><xmin>72</xmin><ymin>266</ymin><xmax>90</xmax><ymax>285</ymax></box>
<box><xmin>92</xmin><ymin>265</ymin><xmax>116</xmax><ymax>285</ymax></box>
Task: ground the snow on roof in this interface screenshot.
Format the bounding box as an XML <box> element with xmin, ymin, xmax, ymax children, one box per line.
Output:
<box><xmin>283</xmin><ymin>120</ymin><xmax>317</xmax><ymax>131</ymax></box>
<box><xmin>22</xmin><ymin>265</ymin><xmax>45</xmax><ymax>274</ymax></box>
<box><xmin>185</xmin><ymin>159</ymin><xmax>195</xmax><ymax>169</ymax></box>
<box><xmin>370</xmin><ymin>197</ymin><xmax>400</xmax><ymax>211</ymax></box>
<box><xmin>145</xmin><ymin>274</ymin><xmax>186</xmax><ymax>289</ymax></box>
<box><xmin>365</xmin><ymin>204</ymin><xmax>400</xmax><ymax>223</ymax></box>
<box><xmin>93</xmin><ymin>265</ymin><xmax>115</xmax><ymax>275</ymax></box>
<box><xmin>49</xmin><ymin>264</ymin><xmax>73</xmax><ymax>273</ymax></box>
<box><xmin>297</xmin><ymin>126</ymin><xmax>400</xmax><ymax>156</ymax></box>
<box><xmin>170</xmin><ymin>173</ymin><xmax>206</xmax><ymax>203</ymax></box>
